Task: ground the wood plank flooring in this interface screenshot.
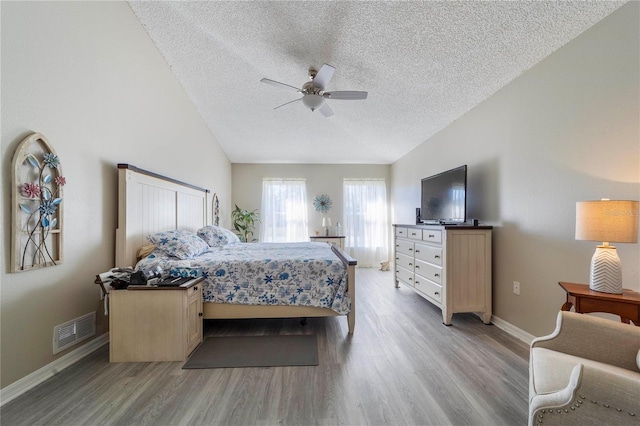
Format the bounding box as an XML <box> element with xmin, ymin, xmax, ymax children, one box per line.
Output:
<box><xmin>1</xmin><ymin>268</ymin><xmax>530</xmax><ymax>425</ymax></box>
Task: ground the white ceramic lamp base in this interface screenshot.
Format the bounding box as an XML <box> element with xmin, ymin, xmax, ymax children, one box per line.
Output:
<box><xmin>589</xmin><ymin>246</ymin><xmax>622</xmax><ymax>294</ymax></box>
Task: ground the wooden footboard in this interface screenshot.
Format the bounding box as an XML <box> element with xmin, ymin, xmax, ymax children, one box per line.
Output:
<box><xmin>203</xmin><ymin>245</ymin><xmax>357</xmax><ymax>333</ymax></box>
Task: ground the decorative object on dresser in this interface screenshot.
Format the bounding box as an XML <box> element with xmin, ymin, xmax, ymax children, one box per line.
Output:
<box><xmin>575</xmin><ymin>199</ymin><xmax>639</xmax><ymax>294</ymax></box>
<box><xmin>393</xmin><ymin>224</ymin><xmax>492</xmax><ymax>325</ymax></box>
<box><xmin>11</xmin><ymin>132</ymin><xmax>66</xmax><ymax>272</ymax></box>
<box><xmin>322</xmin><ymin>217</ymin><xmax>332</xmax><ymax>236</ymax></box>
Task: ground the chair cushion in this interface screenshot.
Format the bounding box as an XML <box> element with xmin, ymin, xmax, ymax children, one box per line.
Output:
<box><xmin>531</xmin><ymin>347</ymin><xmax>639</xmax><ymax>395</ymax></box>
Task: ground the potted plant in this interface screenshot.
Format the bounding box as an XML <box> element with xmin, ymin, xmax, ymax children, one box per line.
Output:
<box><xmin>231</xmin><ymin>204</ymin><xmax>260</xmax><ymax>242</ymax></box>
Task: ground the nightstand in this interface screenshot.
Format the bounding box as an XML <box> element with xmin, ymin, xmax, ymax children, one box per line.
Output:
<box><xmin>109</xmin><ymin>278</ymin><xmax>204</xmax><ymax>362</ymax></box>
<box><xmin>310</xmin><ymin>235</ymin><xmax>345</xmax><ymax>250</ymax></box>
<box><xmin>559</xmin><ymin>281</ymin><xmax>640</xmax><ymax>326</ymax></box>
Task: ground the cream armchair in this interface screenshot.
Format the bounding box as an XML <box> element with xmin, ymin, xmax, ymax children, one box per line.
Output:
<box><xmin>529</xmin><ymin>311</ymin><xmax>640</xmax><ymax>426</ymax></box>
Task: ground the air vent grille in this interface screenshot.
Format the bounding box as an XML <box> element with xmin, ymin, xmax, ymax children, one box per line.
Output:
<box><xmin>53</xmin><ymin>312</ymin><xmax>96</xmax><ymax>354</ymax></box>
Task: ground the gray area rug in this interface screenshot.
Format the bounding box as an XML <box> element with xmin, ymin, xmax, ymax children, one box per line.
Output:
<box><xmin>183</xmin><ymin>335</ymin><xmax>318</xmax><ymax>369</ymax></box>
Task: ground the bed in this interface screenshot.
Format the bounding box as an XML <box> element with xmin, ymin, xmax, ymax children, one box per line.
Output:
<box><xmin>114</xmin><ymin>164</ymin><xmax>357</xmax><ymax>333</ymax></box>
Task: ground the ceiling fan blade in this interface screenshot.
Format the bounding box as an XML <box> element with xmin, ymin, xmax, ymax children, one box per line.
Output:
<box><xmin>324</xmin><ymin>91</ymin><xmax>368</xmax><ymax>100</ymax></box>
<box><xmin>318</xmin><ymin>102</ymin><xmax>334</xmax><ymax>118</ymax></box>
<box><xmin>274</xmin><ymin>97</ymin><xmax>303</xmax><ymax>110</ymax></box>
<box><xmin>261</xmin><ymin>78</ymin><xmax>301</xmax><ymax>93</ymax></box>
<box><xmin>313</xmin><ymin>64</ymin><xmax>336</xmax><ymax>90</ymax></box>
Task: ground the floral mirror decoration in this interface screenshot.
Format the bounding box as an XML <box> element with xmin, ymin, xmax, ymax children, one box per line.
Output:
<box><xmin>313</xmin><ymin>194</ymin><xmax>332</xmax><ymax>214</ymax></box>
<box><xmin>11</xmin><ymin>132</ymin><xmax>65</xmax><ymax>272</ymax></box>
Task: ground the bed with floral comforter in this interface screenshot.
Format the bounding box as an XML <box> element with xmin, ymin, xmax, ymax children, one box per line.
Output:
<box><xmin>136</xmin><ymin>239</ymin><xmax>351</xmax><ymax>315</ymax></box>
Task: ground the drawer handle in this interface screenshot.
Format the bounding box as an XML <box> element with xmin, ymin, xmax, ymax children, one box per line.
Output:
<box><xmin>409</xmin><ymin>277</ymin><xmax>413</xmax><ymax>281</ymax></box>
<box><xmin>411</xmin><ymin>232</ymin><xmax>417</xmax><ymax>236</ymax></box>
<box><xmin>434</xmin><ymin>273</ymin><xmax>440</xmax><ymax>277</ymax></box>
<box><xmin>199</xmin><ymin>312</ymin><xmax>203</xmax><ymax>317</ymax></box>
<box><xmin>428</xmin><ymin>234</ymin><xmax>435</xmax><ymax>238</ymax></box>
<box><xmin>409</xmin><ymin>248</ymin><xmax>413</xmax><ymax>251</ymax></box>
<box><xmin>194</xmin><ymin>286</ymin><xmax>198</xmax><ymax>291</ymax></box>
<box><xmin>396</xmin><ymin>257</ymin><xmax>400</xmax><ymax>260</ymax></box>
<box><xmin>434</xmin><ymin>255</ymin><xmax>440</xmax><ymax>259</ymax></box>
<box><xmin>415</xmin><ymin>249</ymin><xmax>420</xmax><ymax>253</ymax></box>
<box><xmin>409</xmin><ymin>263</ymin><xmax>413</xmax><ymax>266</ymax></box>
<box><xmin>415</xmin><ymin>265</ymin><xmax>420</xmax><ymax>269</ymax></box>
<box><xmin>435</xmin><ymin>291</ymin><xmax>440</xmax><ymax>295</ymax></box>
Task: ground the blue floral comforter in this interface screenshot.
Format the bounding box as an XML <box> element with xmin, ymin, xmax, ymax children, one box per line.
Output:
<box><xmin>136</xmin><ymin>242</ymin><xmax>351</xmax><ymax>315</ymax></box>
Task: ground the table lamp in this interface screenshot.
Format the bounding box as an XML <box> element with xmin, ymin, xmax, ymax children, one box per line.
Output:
<box><xmin>575</xmin><ymin>199</ymin><xmax>639</xmax><ymax>294</ymax></box>
<box><xmin>322</xmin><ymin>217</ymin><xmax>331</xmax><ymax>236</ymax></box>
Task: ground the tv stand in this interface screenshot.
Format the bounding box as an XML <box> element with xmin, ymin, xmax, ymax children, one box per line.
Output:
<box><xmin>393</xmin><ymin>224</ymin><xmax>492</xmax><ymax>325</ymax></box>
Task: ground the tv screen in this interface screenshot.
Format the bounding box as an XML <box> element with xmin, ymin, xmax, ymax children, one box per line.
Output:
<box><xmin>420</xmin><ymin>165</ymin><xmax>467</xmax><ymax>224</ymax></box>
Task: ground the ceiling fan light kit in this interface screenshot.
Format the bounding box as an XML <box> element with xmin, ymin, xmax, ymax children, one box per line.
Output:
<box><xmin>261</xmin><ymin>63</ymin><xmax>368</xmax><ymax>117</ymax></box>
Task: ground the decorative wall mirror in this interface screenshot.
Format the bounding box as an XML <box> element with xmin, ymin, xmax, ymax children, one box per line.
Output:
<box><xmin>11</xmin><ymin>132</ymin><xmax>65</xmax><ymax>272</ymax></box>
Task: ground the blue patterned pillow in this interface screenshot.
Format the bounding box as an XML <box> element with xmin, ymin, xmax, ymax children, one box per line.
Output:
<box><xmin>147</xmin><ymin>230</ymin><xmax>209</xmax><ymax>260</ymax></box>
<box><xmin>197</xmin><ymin>225</ymin><xmax>240</xmax><ymax>247</ymax></box>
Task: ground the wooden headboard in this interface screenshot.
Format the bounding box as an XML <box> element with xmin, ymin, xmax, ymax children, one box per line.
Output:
<box><xmin>115</xmin><ymin>164</ymin><xmax>210</xmax><ymax>267</ymax></box>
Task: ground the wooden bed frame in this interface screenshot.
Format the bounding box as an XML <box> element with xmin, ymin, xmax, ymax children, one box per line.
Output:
<box><xmin>115</xmin><ymin>164</ymin><xmax>357</xmax><ymax>333</ymax></box>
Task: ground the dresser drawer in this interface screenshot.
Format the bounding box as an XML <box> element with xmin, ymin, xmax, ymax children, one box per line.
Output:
<box><xmin>414</xmin><ymin>243</ymin><xmax>442</xmax><ymax>266</ymax></box>
<box><xmin>407</xmin><ymin>228</ymin><xmax>422</xmax><ymax>240</ymax></box>
<box><xmin>395</xmin><ymin>266</ymin><xmax>414</xmax><ymax>287</ymax></box>
<box><xmin>422</xmin><ymin>229</ymin><xmax>442</xmax><ymax>244</ymax></box>
<box><xmin>395</xmin><ymin>239</ymin><xmax>414</xmax><ymax>256</ymax></box>
<box><xmin>187</xmin><ymin>282</ymin><xmax>202</xmax><ymax>298</ymax></box>
<box><xmin>415</xmin><ymin>259</ymin><xmax>442</xmax><ymax>284</ymax></box>
<box><xmin>395</xmin><ymin>253</ymin><xmax>414</xmax><ymax>271</ymax></box>
<box><xmin>395</xmin><ymin>227</ymin><xmax>408</xmax><ymax>238</ymax></box>
<box><xmin>414</xmin><ymin>276</ymin><xmax>442</xmax><ymax>303</ymax></box>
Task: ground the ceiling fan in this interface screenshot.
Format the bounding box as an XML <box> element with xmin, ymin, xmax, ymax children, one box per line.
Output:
<box><xmin>260</xmin><ymin>64</ymin><xmax>368</xmax><ymax>117</ymax></box>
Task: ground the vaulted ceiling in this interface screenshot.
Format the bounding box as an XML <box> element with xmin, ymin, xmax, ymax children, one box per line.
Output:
<box><xmin>129</xmin><ymin>1</ymin><xmax>624</xmax><ymax>164</ymax></box>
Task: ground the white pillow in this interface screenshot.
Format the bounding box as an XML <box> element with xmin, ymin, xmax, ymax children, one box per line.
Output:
<box><xmin>197</xmin><ymin>225</ymin><xmax>240</xmax><ymax>247</ymax></box>
<box><xmin>147</xmin><ymin>230</ymin><xmax>209</xmax><ymax>260</ymax></box>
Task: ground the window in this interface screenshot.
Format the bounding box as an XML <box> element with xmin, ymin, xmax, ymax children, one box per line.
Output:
<box><xmin>343</xmin><ymin>179</ymin><xmax>389</xmax><ymax>267</ymax></box>
<box><xmin>260</xmin><ymin>179</ymin><xmax>308</xmax><ymax>242</ymax></box>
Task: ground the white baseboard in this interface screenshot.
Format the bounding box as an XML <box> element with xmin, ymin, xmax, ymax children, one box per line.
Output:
<box><xmin>0</xmin><ymin>333</ymin><xmax>109</xmax><ymax>407</ymax></box>
<box><xmin>491</xmin><ymin>315</ymin><xmax>536</xmax><ymax>344</ymax></box>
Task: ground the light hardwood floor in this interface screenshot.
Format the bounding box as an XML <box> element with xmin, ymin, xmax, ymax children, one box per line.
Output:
<box><xmin>1</xmin><ymin>268</ymin><xmax>530</xmax><ymax>425</ymax></box>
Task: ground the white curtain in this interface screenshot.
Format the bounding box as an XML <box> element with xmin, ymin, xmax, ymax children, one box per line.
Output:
<box><xmin>343</xmin><ymin>179</ymin><xmax>389</xmax><ymax>267</ymax></box>
<box><xmin>260</xmin><ymin>179</ymin><xmax>309</xmax><ymax>242</ymax></box>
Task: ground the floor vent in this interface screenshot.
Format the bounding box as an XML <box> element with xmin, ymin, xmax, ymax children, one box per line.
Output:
<box><xmin>53</xmin><ymin>312</ymin><xmax>96</xmax><ymax>354</ymax></box>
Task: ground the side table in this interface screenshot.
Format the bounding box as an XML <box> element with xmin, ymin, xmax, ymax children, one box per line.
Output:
<box><xmin>558</xmin><ymin>281</ymin><xmax>640</xmax><ymax>326</ymax></box>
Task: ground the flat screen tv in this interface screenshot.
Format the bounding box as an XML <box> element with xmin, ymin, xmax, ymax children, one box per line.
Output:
<box><xmin>420</xmin><ymin>165</ymin><xmax>467</xmax><ymax>224</ymax></box>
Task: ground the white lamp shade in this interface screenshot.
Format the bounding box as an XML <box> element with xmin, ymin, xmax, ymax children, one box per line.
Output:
<box><xmin>575</xmin><ymin>200</ymin><xmax>638</xmax><ymax>294</ymax></box>
<box><xmin>575</xmin><ymin>200</ymin><xmax>638</xmax><ymax>243</ymax></box>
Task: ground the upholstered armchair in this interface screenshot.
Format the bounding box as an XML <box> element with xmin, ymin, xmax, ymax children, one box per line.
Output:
<box><xmin>529</xmin><ymin>311</ymin><xmax>640</xmax><ymax>425</ymax></box>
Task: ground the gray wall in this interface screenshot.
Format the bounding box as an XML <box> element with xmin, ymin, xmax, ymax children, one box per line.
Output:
<box><xmin>1</xmin><ymin>2</ymin><xmax>232</xmax><ymax>389</ymax></box>
<box><xmin>391</xmin><ymin>2</ymin><xmax>639</xmax><ymax>337</ymax></box>
<box><xmin>232</xmin><ymin>163</ymin><xmax>391</xmax><ymax>244</ymax></box>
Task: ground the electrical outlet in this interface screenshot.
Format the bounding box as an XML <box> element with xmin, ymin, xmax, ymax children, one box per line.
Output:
<box><xmin>513</xmin><ymin>281</ymin><xmax>521</xmax><ymax>295</ymax></box>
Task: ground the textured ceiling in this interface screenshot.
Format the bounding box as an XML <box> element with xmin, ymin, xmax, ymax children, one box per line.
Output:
<box><xmin>129</xmin><ymin>1</ymin><xmax>624</xmax><ymax>164</ymax></box>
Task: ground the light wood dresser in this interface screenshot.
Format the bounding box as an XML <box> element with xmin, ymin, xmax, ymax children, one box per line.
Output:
<box><xmin>109</xmin><ymin>278</ymin><xmax>203</xmax><ymax>362</ymax></box>
<box><xmin>393</xmin><ymin>224</ymin><xmax>492</xmax><ymax>325</ymax></box>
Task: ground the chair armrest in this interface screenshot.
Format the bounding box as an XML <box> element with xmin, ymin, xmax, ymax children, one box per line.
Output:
<box><xmin>529</xmin><ymin>361</ymin><xmax>640</xmax><ymax>426</ymax></box>
<box><xmin>531</xmin><ymin>311</ymin><xmax>640</xmax><ymax>372</ymax></box>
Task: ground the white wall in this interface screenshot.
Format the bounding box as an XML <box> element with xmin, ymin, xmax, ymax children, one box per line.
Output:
<box><xmin>232</xmin><ymin>163</ymin><xmax>390</xmax><ymax>250</ymax></box>
<box><xmin>1</xmin><ymin>2</ymin><xmax>231</xmax><ymax>389</ymax></box>
<box><xmin>391</xmin><ymin>2</ymin><xmax>639</xmax><ymax>337</ymax></box>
